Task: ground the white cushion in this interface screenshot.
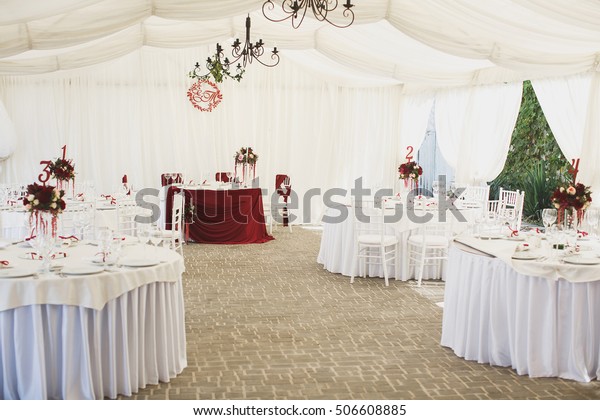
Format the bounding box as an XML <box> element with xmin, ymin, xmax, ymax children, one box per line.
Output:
<box><xmin>357</xmin><ymin>234</ymin><xmax>397</xmax><ymax>246</ymax></box>
<box><xmin>408</xmin><ymin>234</ymin><xmax>448</xmax><ymax>247</ymax></box>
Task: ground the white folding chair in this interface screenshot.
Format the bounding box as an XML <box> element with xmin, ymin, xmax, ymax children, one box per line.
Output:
<box><xmin>350</xmin><ymin>197</ymin><xmax>399</xmax><ymax>287</ymax></box>
<box><xmin>160</xmin><ymin>193</ymin><xmax>184</xmax><ymax>255</ymax></box>
<box><xmin>498</xmin><ymin>188</ymin><xmax>525</xmax><ymax>231</ymax></box>
<box><xmin>458</xmin><ymin>185</ymin><xmax>490</xmax><ymax>208</ymax></box>
<box><xmin>407</xmin><ymin>222</ymin><xmax>453</xmax><ymax>287</ymax></box>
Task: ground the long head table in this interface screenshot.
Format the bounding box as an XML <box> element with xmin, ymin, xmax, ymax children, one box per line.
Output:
<box><xmin>0</xmin><ymin>242</ymin><xmax>186</xmax><ymax>399</ymax></box>
<box><xmin>166</xmin><ymin>186</ymin><xmax>274</xmax><ymax>244</ymax></box>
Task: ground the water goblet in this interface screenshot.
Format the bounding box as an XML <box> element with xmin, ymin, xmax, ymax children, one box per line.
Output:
<box><xmin>542</xmin><ymin>208</ymin><xmax>557</xmax><ymax>233</ymax></box>
<box><xmin>96</xmin><ymin>227</ymin><xmax>113</xmax><ymax>268</ymax></box>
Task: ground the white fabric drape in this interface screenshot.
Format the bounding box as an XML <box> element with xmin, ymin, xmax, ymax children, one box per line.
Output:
<box><xmin>531</xmin><ymin>73</ymin><xmax>591</xmax><ymax>162</ymax></box>
<box><xmin>0</xmin><ymin>46</ymin><xmax>412</xmax><ymax>223</ymax></box>
<box><xmin>578</xmin><ymin>72</ymin><xmax>600</xmax><ymax>190</ymax></box>
<box><xmin>0</xmin><ymin>99</ymin><xmax>17</xmax><ymax>161</ymax></box>
<box><xmin>2</xmin><ymin>1</ymin><xmax>600</xmax><ymax>88</ymax></box>
<box><xmin>532</xmin><ymin>71</ymin><xmax>600</xmax><ymax>192</ymax></box>
<box><xmin>435</xmin><ymin>82</ymin><xmax>523</xmax><ymax>185</ymax></box>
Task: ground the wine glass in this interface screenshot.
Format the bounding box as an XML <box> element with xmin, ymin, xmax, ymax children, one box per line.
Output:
<box><xmin>149</xmin><ymin>223</ymin><xmax>163</xmax><ymax>259</ymax></box>
<box><xmin>584</xmin><ymin>208</ymin><xmax>599</xmax><ymax>238</ymax></box>
<box><xmin>136</xmin><ymin>222</ymin><xmax>151</xmax><ymax>247</ymax></box>
<box><xmin>542</xmin><ymin>208</ymin><xmax>557</xmax><ymax>233</ymax></box>
<box><xmin>431</xmin><ymin>180</ymin><xmax>440</xmax><ymax>200</ymax></box>
<box><xmin>110</xmin><ymin>237</ymin><xmax>123</xmax><ymax>268</ymax></box>
<box><xmin>96</xmin><ymin>227</ymin><xmax>113</xmax><ymax>268</ymax></box>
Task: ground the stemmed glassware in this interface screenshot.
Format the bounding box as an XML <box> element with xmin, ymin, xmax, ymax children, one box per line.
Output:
<box><xmin>149</xmin><ymin>223</ymin><xmax>163</xmax><ymax>259</ymax></box>
<box><xmin>584</xmin><ymin>208</ymin><xmax>600</xmax><ymax>238</ymax></box>
<box><xmin>542</xmin><ymin>208</ymin><xmax>557</xmax><ymax>233</ymax></box>
<box><xmin>96</xmin><ymin>227</ymin><xmax>113</xmax><ymax>268</ymax></box>
<box><xmin>136</xmin><ymin>222</ymin><xmax>151</xmax><ymax>248</ymax></box>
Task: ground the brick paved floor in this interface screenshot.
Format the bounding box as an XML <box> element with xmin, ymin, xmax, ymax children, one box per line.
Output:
<box><xmin>121</xmin><ymin>228</ymin><xmax>600</xmax><ymax>400</ymax></box>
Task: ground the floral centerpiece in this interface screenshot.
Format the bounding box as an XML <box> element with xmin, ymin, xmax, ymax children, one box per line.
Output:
<box><xmin>550</xmin><ymin>182</ymin><xmax>592</xmax><ymax>227</ymax></box>
<box><xmin>234</xmin><ymin>147</ymin><xmax>258</xmax><ymax>185</ymax></box>
<box><xmin>23</xmin><ymin>182</ymin><xmax>66</xmax><ymax>236</ymax></box>
<box><xmin>398</xmin><ymin>161</ymin><xmax>422</xmax><ymax>187</ymax></box>
<box><xmin>49</xmin><ymin>157</ymin><xmax>75</xmax><ymax>194</ymax></box>
<box><xmin>234</xmin><ymin>147</ymin><xmax>258</xmax><ymax>165</ymax></box>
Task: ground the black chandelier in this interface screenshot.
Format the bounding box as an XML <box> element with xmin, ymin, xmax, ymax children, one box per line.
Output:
<box><xmin>262</xmin><ymin>0</ymin><xmax>355</xmax><ymax>29</ymax></box>
<box><xmin>189</xmin><ymin>15</ymin><xmax>279</xmax><ymax>83</ymax></box>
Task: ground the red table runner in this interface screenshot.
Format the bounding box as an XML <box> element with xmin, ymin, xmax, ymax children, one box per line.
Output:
<box><xmin>166</xmin><ymin>187</ymin><xmax>274</xmax><ymax>244</ymax></box>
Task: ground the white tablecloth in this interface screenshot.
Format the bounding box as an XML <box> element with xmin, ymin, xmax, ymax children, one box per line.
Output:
<box><xmin>441</xmin><ymin>245</ymin><xmax>600</xmax><ymax>382</ymax></box>
<box><xmin>317</xmin><ymin>203</ymin><xmax>475</xmax><ymax>281</ymax></box>
<box><xmin>0</xmin><ymin>244</ymin><xmax>187</xmax><ymax>399</ymax></box>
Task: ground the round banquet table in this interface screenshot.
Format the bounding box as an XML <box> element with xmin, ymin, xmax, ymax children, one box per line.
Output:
<box><xmin>442</xmin><ymin>244</ymin><xmax>600</xmax><ymax>382</ymax></box>
<box><xmin>0</xmin><ymin>242</ymin><xmax>186</xmax><ymax>399</ymax></box>
<box><xmin>318</xmin><ymin>201</ymin><xmax>476</xmax><ymax>281</ymax></box>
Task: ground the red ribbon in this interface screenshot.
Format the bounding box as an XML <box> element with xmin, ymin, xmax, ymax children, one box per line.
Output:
<box><xmin>0</xmin><ymin>260</ymin><xmax>9</xmax><ymax>266</ymax></box>
<box><xmin>59</xmin><ymin>235</ymin><xmax>79</xmax><ymax>241</ymax></box>
<box><xmin>25</xmin><ymin>235</ymin><xmax>37</xmax><ymax>242</ymax></box>
<box><xmin>95</xmin><ymin>251</ymin><xmax>108</xmax><ymax>262</ymax></box>
<box><xmin>578</xmin><ymin>230</ymin><xmax>589</xmax><ymax>237</ymax></box>
<box><xmin>53</xmin><ymin>252</ymin><xmax>67</xmax><ymax>259</ymax></box>
<box><xmin>509</xmin><ymin>227</ymin><xmax>519</xmax><ymax>237</ymax></box>
<box><xmin>27</xmin><ymin>252</ymin><xmax>41</xmax><ymax>260</ymax></box>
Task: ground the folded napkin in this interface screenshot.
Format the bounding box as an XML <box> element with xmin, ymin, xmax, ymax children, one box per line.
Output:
<box><xmin>516</xmin><ymin>243</ymin><xmax>530</xmax><ymax>252</ymax></box>
<box><xmin>101</xmin><ymin>194</ymin><xmax>117</xmax><ymax>205</ymax></box>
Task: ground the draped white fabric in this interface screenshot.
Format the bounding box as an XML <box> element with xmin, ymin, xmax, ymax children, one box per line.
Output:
<box><xmin>1</xmin><ymin>1</ymin><xmax>600</xmax><ymax>213</ymax></box>
<box><xmin>531</xmin><ymin>73</ymin><xmax>591</xmax><ymax>162</ymax></box>
<box><xmin>0</xmin><ymin>279</ymin><xmax>187</xmax><ymax>399</ymax></box>
<box><xmin>0</xmin><ymin>47</ymin><xmax>420</xmax><ymax>222</ymax></box>
<box><xmin>532</xmin><ymin>71</ymin><xmax>600</xmax><ymax>191</ymax></box>
<box><xmin>2</xmin><ymin>1</ymin><xmax>600</xmax><ymax>84</ymax></box>
<box><xmin>442</xmin><ymin>246</ymin><xmax>600</xmax><ymax>382</ymax></box>
<box><xmin>0</xmin><ymin>99</ymin><xmax>17</xmax><ymax>161</ymax></box>
<box><xmin>435</xmin><ymin>82</ymin><xmax>523</xmax><ymax>185</ymax></box>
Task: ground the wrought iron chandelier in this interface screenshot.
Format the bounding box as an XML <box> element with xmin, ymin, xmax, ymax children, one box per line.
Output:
<box><xmin>189</xmin><ymin>15</ymin><xmax>279</xmax><ymax>83</ymax></box>
<box><xmin>262</xmin><ymin>0</ymin><xmax>355</xmax><ymax>29</ymax></box>
<box><xmin>230</xmin><ymin>15</ymin><xmax>280</xmax><ymax>68</ymax></box>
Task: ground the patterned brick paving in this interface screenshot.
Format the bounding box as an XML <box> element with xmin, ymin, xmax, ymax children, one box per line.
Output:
<box><xmin>121</xmin><ymin>228</ymin><xmax>600</xmax><ymax>400</ymax></box>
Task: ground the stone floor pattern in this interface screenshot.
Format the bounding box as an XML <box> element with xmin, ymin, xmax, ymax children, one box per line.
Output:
<box><xmin>121</xmin><ymin>228</ymin><xmax>600</xmax><ymax>400</ymax></box>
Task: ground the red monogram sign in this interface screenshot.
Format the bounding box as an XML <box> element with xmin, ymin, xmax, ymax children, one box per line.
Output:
<box><xmin>187</xmin><ymin>80</ymin><xmax>223</xmax><ymax>112</ymax></box>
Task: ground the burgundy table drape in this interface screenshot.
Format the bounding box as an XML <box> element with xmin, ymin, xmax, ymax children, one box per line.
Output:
<box><xmin>166</xmin><ymin>187</ymin><xmax>274</xmax><ymax>244</ymax></box>
<box><xmin>215</xmin><ymin>172</ymin><xmax>231</xmax><ymax>182</ymax></box>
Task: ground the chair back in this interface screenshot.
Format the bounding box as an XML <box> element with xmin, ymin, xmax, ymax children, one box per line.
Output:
<box><xmin>275</xmin><ymin>174</ymin><xmax>291</xmax><ymax>201</ymax></box>
<box><xmin>458</xmin><ymin>185</ymin><xmax>490</xmax><ymax>208</ymax></box>
<box><xmin>215</xmin><ymin>172</ymin><xmax>231</xmax><ymax>182</ymax></box>
<box><xmin>171</xmin><ymin>193</ymin><xmax>184</xmax><ymax>236</ymax></box>
<box><xmin>498</xmin><ymin>188</ymin><xmax>525</xmax><ymax>231</ymax></box>
<box><xmin>351</xmin><ymin>197</ymin><xmax>387</xmax><ymax>242</ymax></box>
<box><xmin>161</xmin><ymin>173</ymin><xmax>183</xmax><ymax>186</ymax></box>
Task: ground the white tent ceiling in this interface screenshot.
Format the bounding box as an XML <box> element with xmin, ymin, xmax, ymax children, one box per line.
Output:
<box><xmin>2</xmin><ymin>0</ymin><xmax>600</xmax><ymax>212</ymax></box>
<box><xmin>2</xmin><ymin>0</ymin><xmax>600</xmax><ymax>91</ymax></box>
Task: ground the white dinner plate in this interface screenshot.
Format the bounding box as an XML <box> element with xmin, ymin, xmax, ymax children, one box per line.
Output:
<box><xmin>478</xmin><ymin>234</ymin><xmax>503</xmax><ymax>240</ymax></box>
<box><xmin>61</xmin><ymin>265</ymin><xmax>105</xmax><ymax>275</ymax></box>
<box><xmin>119</xmin><ymin>258</ymin><xmax>159</xmax><ymax>267</ymax></box>
<box><xmin>19</xmin><ymin>252</ymin><xmax>68</xmax><ymax>260</ymax></box>
<box><xmin>0</xmin><ymin>268</ymin><xmax>37</xmax><ymax>278</ymax></box>
<box><xmin>511</xmin><ymin>252</ymin><xmax>540</xmax><ymax>260</ymax></box>
<box><xmin>563</xmin><ymin>255</ymin><xmax>600</xmax><ymax>265</ymax></box>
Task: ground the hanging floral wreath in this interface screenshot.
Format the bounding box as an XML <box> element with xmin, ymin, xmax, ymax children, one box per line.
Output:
<box><xmin>48</xmin><ymin>158</ymin><xmax>75</xmax><ymax>181</ymax></box>
<box><xmin>187</xmin><ymin>79</ymin><xmax>223</xmax><ymax>112</ymax></box>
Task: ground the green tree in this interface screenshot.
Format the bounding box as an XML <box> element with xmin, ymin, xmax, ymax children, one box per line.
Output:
<box><xmin>489</xmin><ymin>80</ymin><xmax>571</xmax><ymax>223</ymax></box>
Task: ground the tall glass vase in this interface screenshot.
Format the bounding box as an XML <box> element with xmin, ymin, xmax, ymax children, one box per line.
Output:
<box><xmin>29</xmin><ymin>211</ymin><xmax>58</xmax><ymax>275</ymax></box>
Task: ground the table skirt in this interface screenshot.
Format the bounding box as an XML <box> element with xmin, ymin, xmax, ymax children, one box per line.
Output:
<box><xmin>441</xmin><ymin>246</ymin><xmax>600</xmax><ymax>382</ymax></box>
<box><xmin>0</xmin><ymin>279</ymin><xmax>187</xmax><ymax>399</ymax></box>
